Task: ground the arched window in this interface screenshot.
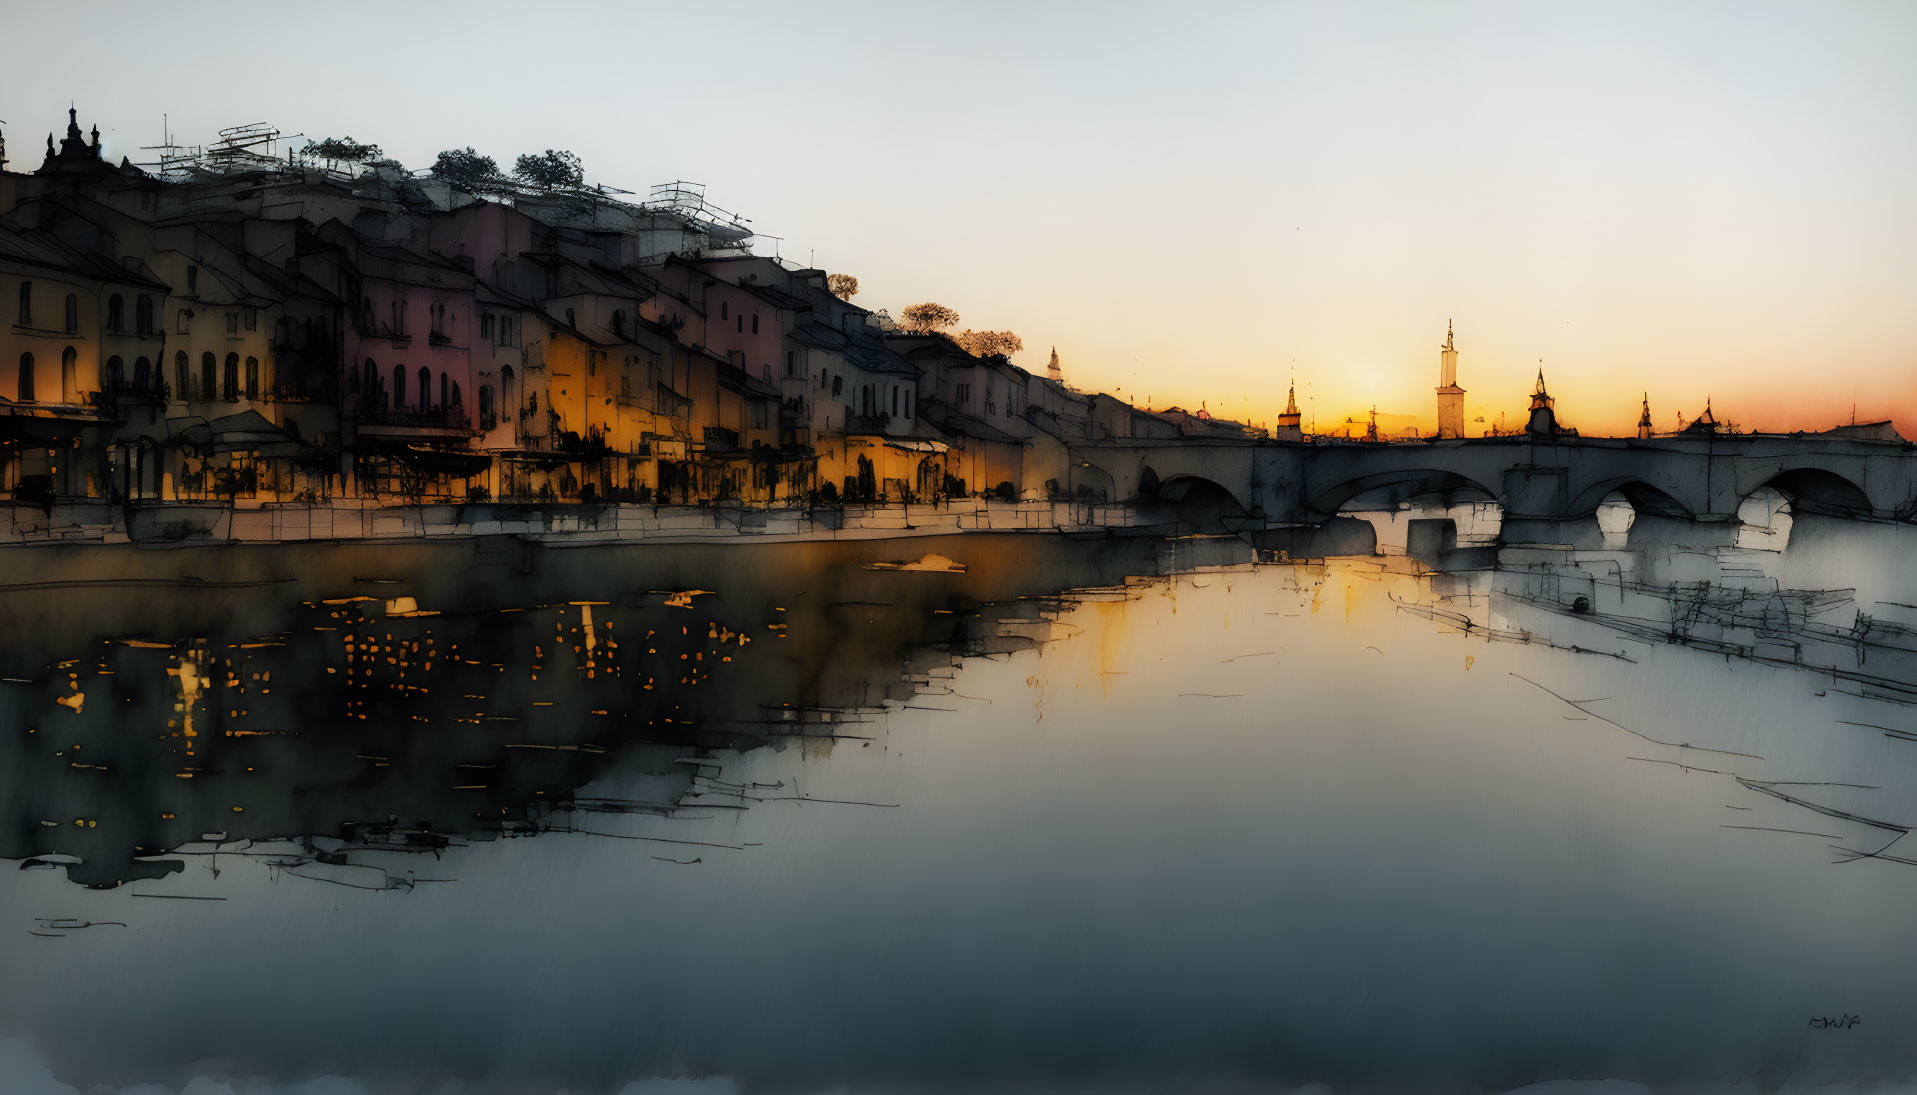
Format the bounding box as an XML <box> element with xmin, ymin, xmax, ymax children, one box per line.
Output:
<box><xmin>134</xmin><ymin>357</ymin><xmax>151</xmax><ymax>391</ymax></box>
<box><xmin>175</xmin><ymin>351</ymin><xmax>190</xmax><ymax>400</ymax></box>
<box><xmin>891</xmin><ymin>387</ymin><xmax>898</xmax><ymax>416</ymax></box>
<box><xmin>244</xmin><ymin>357</ymin><xmax>260</xmax><ymax>400</ymax></box>
<box><xmin>451</xmin><ymin>381</ymin><xmax>462</xmax><ymax>409</ymax></box>
<box><xmin>611</xmin><ymin>310</ymin><xmax>625</xmax><ymax>337</ymax></box>
<box><xmin>61</xmin><ymin>347</ymin><xmax>76</xmax><ymax>402</ymax></box>
<box><xmin>106</xmin><ymin>355</ymin><xmax>125</xmax><ymax>390</ymax></box>
<box><xmin>439</xmin><ymin>371</ymin><xmax>449</xmax><ymax>411</ymax></box>
<box><xmin>751</xmin><ymin>314</ymin><xmax>759</xmax><ymax>335</ymax></box>
<box><xmin>16</xmin><ymin>353</ymin><xmax>35</xmax><ymax>402</ymax></box>
<box><xmin>223</xmin><ymin>353</ymin><xmax>240</xmax><ymax>401</ymax></box>
<box><xmin>831</xmin><ymin>374</ymin><xmax>842</xmax><ymax>396</ymax></box>
<box><xmin>501</xmin><ymin>365</ymin><xmax>515</xmax><ymax>416</ymax></box>
<box><xmin>200</xmin><ymin>352</ymin><xmax>216</xmax><ymax>400</ymax></box>
<box><xmin>565</xmin><ymin>307</ymin><xmax>576</xmax><ymax>329</ymax></box>
<box><xmin>64</xmin><ymin>294</ymin><xmax>78</xmax><ymax>333</ymax></box>
<box><xmin>478</xmin><ymin>384</ymin><xmax>494</xmax><ymax>429</ymax></box>
<box><xmin>430</xmin><ymin>300</ymin><xmax>445</xmax><ymax>333</ymax></box>
<box><xmin>17</xmin><ymin>282</ymin><xmax>31</xmax><ymax>326</ymax></box>
<box><xmin>363</xmin><ymin>359</ymin><xmax>378</xmax><ymax>405</ymax></box>
<box><xmin>393</xmin><ymin>365</ymin><xmax>406</xmax><ymax>408</ymax></box>
<box><xmin>107</xmin><ymin>294</ymin><xmax>125</xmax><ymax>333</ymax></box>
<box><xmin>136</xmin><ymin>295</ymin><xmax>154</xmax><ymax>336</ymax></box>
<box><xmin>418</xmin><ymin>366</ymin><xmax>430</xmax><ymax>410</ymax></box>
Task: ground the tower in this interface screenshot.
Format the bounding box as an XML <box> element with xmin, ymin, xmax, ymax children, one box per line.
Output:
<box><xmin>1435</xmin><ymin>320</ymin><xmax>1465</xmax><ymax>439</ymax></box>
<box><xmin>1637</xmin><ymin>393</ymin><xmax>1653</xmax><ymax>439</ymax></box>
<box><xmin>1525</xmin><ymin>368</ymin><xmax>1558</xmax><ymax>438</ymax></box>
<box><xmin>1046</xmin><ymin>346</ymin><xmax>1062</xmax><ymax>382</ymax></box>
<box><xmin>1276</xmin><ymin>379</ymin><xmax>1302</xmax><ymax>438</ymax></box>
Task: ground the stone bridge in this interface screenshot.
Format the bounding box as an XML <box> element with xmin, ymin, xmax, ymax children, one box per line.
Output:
<box><xmin>1069</xmin><ymin>434</ymin><xmax>1917</xmax><ymax>542</ymax></box>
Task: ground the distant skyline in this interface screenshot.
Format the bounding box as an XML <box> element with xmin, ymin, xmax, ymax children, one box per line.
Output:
<box><xmin>3</xmin><ymin>0</ymin><xmax>1912</xmax><ymax>436</ymax></box>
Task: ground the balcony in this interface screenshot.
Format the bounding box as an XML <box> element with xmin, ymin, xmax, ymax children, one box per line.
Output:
<box><xmin>355</xmin><ymin>405</ymin><xmax>471</xmax><ymax>433</ymax></box>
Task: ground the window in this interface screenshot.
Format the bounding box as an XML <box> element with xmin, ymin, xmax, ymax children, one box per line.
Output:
<box><xmin>450</xmin><ymin>380</ymin><xmax>461</xmax><ymax>408</ymax></box>
<box><xmin>439</xmin><ymin>371</ymin><xmax>448</xmax><ymax>412</ymax></box>
<box><xmin>831</xmin><ymin>374</ymin><xmax>842</xmax><ymax>396</ymax></box>
<box><xmin>611</xmin><ymin>310</ymin><xmax>625</xmax><ymax>337</ymax></box>
<box><xmin>418</xmin><ymin>366</ymin><xmax>430</xmax><ymax>410</ymax></box>
<box><xmin>786</xmin><ymin>350</ymin><xmax>796</xmax><ymax>378</ymax></box>
<box><xmin>891</xmin><ymin>388</ymin><xmax>898</xmax><ymax>416</ymax></box>
<box><xmin>107</xmin><ymin>295</ymin><xmax>125</xmax><ymax>333</ymax></box>
<box><xmin>431</xmin><ymin>301</ymin><xmax>444</xmax><ymax>335</ymax></box>
<box><xmin>244</xmin><ymin>356</ymin><xmax>259</xmax><ymax>400</ymax></box>
<box><xmin>65</xmin><ymin>294</ymin><xmax>78</xmax><ymax>333</ymax></box>
<box><xmin>244</xmin><ymin>308</ymin><xmax>257</xmax><ymax>332</ymax></box>
<box><xmin>736</xmin><ymin>315</ymin><xmax>742</xmax><ymax>334</ymax></box>
<box><xmin>223</xmin><ymin>353</ymin><xmax>240</xmax><ymax>401</ymax></box>
<box><xmin>751</xmin><ymin>401</ymin><xmax>768</xmax><ymax>430</ymax></box>
<box><xmin>225</xmin><ymin>312</ymin><xmax>238</xmax><ymax>335</ymax></box>
<box><xmin>956</xmin><ymin>382</ymin><xmax>970</xmax><ymax>404</ymax></box>
<box><xmin>16</xmin><ymin>353</ymin><xmax>34</xmax><ymax>402</ymax></box>
<box><xmin>106</xmin><ymin>356</ymin><xmax>125</xmax><ymax>389</ymax></box>
<box><xmin>186</xmin><ymin>266</ymin><xmax>198</xmax><ymax>293</ymax></box>
<box><xmin>200</xmin><ymin>352</ymin><xmax>216</xmax><ymax>399</ymax></box>
<box><xmin>818</xmin><ymin>371</ymin><xmax>827</xmax><ymax>390</ymax></box>
<box><xmin>721</xmin><ymin>301</ymin><xmax>728</xmax><ymax>320</ymax></box>
<box><xmin>360</xmin><ymin>297</ymin><xmax>373</xmax><ymax>331</ymax></box>
<box><xmin>177</xmin><ymin>309</ymin><xmax>189</xmax><ymax>334</ymax></box>
<box><xmin>134</xmin><ymin>357</ymin><xmax>151</xmax><ymax>391</ymax></box>
<box><xmin>751</xmin><ymin>314</ymin><xmax>759</xmax><ymax>335</ymax></box>
<box><xmin>363</xmin><ymin>359</ymin><xmax>378</xmax><ymax>405</ymax></box>
<box><xmin>565</xmin><ymin>307</ymin><xmax>575</xmax><ymax>328</ymax></box>
<box><xmin>478</xmin><ymin>384</ymin><xmax>494</xmax><ymax>430</ymax></box>
<box><xmin>175</xmin><ymin>351</ymin><xmax>190</xmax><ymax>400</ymax></box>
<box><xmin>136</xmin><ymin>295</ymin><xmax>153</xmax><ymax>336</ymax></box>
<box><xmin>481</xmin><ymin>313</ymin><xmax>494</xmax><ymax>340</ymax></box>
<box><xmin>18</xmin><ymin>282</ymin><xmax>31</xmax><ymax>326</ymax></box>
<box><xmin>905</xmin><ymin>397</ymin><xmax>913</xmax><ymax>420</ymax></box>
<box><xmin>499</xmin><ymin>317</ymin><xmax>514</xmax><ymax>346</ymax></box>
<box><xmin>394</xmin><ymin>365</ymin><xmax>407</xmax><ymax>408</ymax></box>
<box><xmin>390</xmin><ymin>301</ymin><xmax>404</xmax><ymax>335</ymax></box>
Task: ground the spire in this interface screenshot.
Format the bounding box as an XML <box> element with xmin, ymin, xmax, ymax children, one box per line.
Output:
<box><xmin>1637</xmin><ymin>393</ymin><xmax>1653</xmax><ymax>439</ymax></box>
<box><xmin>1283</xmin><ymin>380</ymin><xmax>1299</xmax><ymax>416</ymax></box>
<box><xmin>1046</xmin><ymin>345</ymin><xmax>1061</xmax><ymax>381</ymax></box>
<box><xmin>1444</xmin><ymin>318</ymin><xmax>1454</xmax><ymax>353</ymax></box>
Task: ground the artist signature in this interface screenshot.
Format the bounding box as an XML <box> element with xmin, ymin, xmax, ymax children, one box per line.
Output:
<box><xmin>1808</xmin><ymin>1014</ymin><xmax>1861</xmax><ymax>1029</ymax></box>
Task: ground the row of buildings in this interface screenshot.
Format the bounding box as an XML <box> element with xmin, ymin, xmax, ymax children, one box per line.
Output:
<box><xmin>0</xmin><ymin>110</ymin><xmax>1273</xmax><ymax>518</ymax></box>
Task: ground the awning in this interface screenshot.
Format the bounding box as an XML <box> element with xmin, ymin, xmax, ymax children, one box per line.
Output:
<box><xmin>885</xmin><ymin>438</ymin><xmax>949</xmax><ymax>454</ymax></box>
<box><xmin>356</xmin><ymin>437</ymin><xmax>493</xmax><ymax>477</ymax></box>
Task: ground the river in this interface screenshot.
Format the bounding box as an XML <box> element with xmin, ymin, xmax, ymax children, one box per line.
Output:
<box><xmin>4</xmin><ymin>523</ymin><xmax>1917</xmax><ymax>1094</ymax></box>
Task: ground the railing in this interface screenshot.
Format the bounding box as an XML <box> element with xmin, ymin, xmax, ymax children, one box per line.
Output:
<box><xmin>356</xmin><ymin>405</ymin><xmax>471</xmax><ymax>431</ymax></box>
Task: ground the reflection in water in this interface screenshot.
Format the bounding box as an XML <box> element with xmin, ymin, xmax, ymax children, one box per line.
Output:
<box><xmin>6</xmin><ymin>522</ymin><xmax>1917</xmax><ymax>1092</ymax></box>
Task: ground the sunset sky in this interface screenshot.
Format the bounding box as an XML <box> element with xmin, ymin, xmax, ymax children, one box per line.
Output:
<box><xmin>3</xmin><ymin>0</ymin><xmax>1913</xmax><ymax>436</ymax></box>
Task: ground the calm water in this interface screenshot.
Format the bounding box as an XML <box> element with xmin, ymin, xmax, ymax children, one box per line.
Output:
<box><xmin>4</xmin><ymin>526</ymin><xmax>1917</xmax><ymax>1094</ymax></box>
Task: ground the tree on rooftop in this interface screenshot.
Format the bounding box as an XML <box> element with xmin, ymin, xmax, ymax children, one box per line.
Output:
<box><xmin>431</xmin><ymin>147</ymin><xmax>500</xmax><ymax>190</ymax></box>
<box><xmin>303</xmin><ymin>137</ymin><xmax>382</xmax><ymax>165</ymax></box>
<box><xmin>954</xmin><ymin>329</ymin><xmax>1023</xmax><ymax>358</ymax></box>
<box><xmin>513</xmin><ymin>149</ymin><xmax>585</xmax><ymax>190</ymax></box>
<box><xmin>900</xmin><ymin>302</ymin><xmax>959</xmax><ymax>334</ymax></box>
<box><xmin>827</xmin><ymin>274</ymin><xmax>860</xmax><ymax>301</ymax></box>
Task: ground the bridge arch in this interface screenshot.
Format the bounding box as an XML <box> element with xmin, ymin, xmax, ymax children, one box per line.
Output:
<box><xmin>1746</xmin><ymin>467</ymin><xmax>1875</xmax><ymax>520</ymax></box>
<box><xmin>1567</xmin><ymin>477</ymin><xmax>1699</xmax><ymax>521</ymax></box>
<box><xmin>1306</xmin><ymin>468</ymin><xmax>1502</xmax><ymax>518</ymax></box>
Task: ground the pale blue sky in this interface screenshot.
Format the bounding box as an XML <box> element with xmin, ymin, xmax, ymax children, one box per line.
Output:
<box><xmin>4</xmin><ymin>1</ymin><xmax>1913</xmax><ymax>432</ymax></box>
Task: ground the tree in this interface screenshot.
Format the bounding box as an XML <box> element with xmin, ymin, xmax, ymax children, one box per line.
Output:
<box><xmin>900</xmin><ymin>302</ymin><xmax>959</xmax><ymax>333</ymax></box>
<box><xmin>304</xmin><ymin>137</ymin><xmax>381</xmax><ymax>165</ymax></box>
<box><xmin>513</xmin><ymin>149</ymin><xmax>585</xmax><ymax>190</ymax></box>
<box><xmin>431</xmin><ymin>147</ymin><xmax>500</xmax><ymax>190</ymax></box>
<box><xmin>954</xmin><ymin>329</ymin><xmax>1024</xmax><ymax>358</ymax></box>
<box><xmin>827</xmin><ymin>274</ymin><xmax>860</xmax><ymax>301</ymax></box>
